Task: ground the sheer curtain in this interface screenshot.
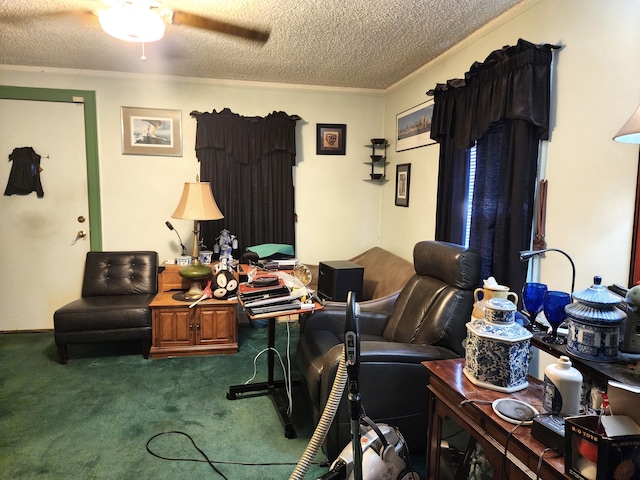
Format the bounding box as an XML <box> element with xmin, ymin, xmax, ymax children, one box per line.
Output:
<box><xmin>190</xmin><ymin>108</ymin><xmax>301</xmax><ymax>254</ymax></box>
<box><xmin>428</xmin><ymin>39</ymin><xmax>559</xmax><ymax>295</ymax></box>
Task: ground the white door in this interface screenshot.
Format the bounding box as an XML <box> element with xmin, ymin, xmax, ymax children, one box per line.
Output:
<box><xmin>0</xmin><ymin>98</ymin><xmax>90</xmax><ymax>330</ymax></box>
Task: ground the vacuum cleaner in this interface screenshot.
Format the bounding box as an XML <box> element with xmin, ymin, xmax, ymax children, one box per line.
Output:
<box><xmin>319</xmin><ymin>418</ymin><xmax>419</xmax><ymax>480</ymax></box>
<box><xmin>290</xmin><ymin>291</ymin><xmax>421</xmax><ymax>480</ymax></box>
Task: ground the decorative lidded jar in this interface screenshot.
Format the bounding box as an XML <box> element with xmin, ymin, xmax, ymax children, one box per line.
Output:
<box><xmin>565</xmin><ymin>276</ymin><xmax>626</xmax><ymax>362</ymax></box>
<box><xmin>464</xmin><ymin>297</ymin><xmax>533</xmax><ymax>392</ymax></box>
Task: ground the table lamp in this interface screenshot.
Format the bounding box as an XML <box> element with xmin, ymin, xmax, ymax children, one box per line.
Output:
<box><xmin>172</xmin><ymin>178</ymin><xmax>224</xmax><ymax>300</ymax></box>
<box><xmin>519</xmin><ymin>247</ymin><xmax>576</xmax><ymax>295</ymax></box>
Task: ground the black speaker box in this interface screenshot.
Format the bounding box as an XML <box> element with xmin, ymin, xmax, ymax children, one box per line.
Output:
<box><xmin>317</xmin><ymin>260</ymin><xmax>364</xmax><ymax>302</ymax></box>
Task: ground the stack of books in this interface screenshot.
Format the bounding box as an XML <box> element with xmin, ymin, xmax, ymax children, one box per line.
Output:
<box><xmin>239</xmin><ymin>281</ymin><xmax>310</xmax><ymax>317</ymax></box>
<box><xmin>257</xmin><ymin>258</ymin><xmax>297</xmax><ymax>270</ymax></box>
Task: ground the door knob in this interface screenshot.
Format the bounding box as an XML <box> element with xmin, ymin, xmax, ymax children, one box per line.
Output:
<box><xmin>71</xmin><ymin>230</ymin><xmax>87</xmax><ymax>245</ymax></box>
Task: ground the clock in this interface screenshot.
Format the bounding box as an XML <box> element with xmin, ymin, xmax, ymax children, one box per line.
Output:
<box><xmin>212</xmin><ymin>270</ymin><xmax>238</xmax><ymax>299</ymax></box>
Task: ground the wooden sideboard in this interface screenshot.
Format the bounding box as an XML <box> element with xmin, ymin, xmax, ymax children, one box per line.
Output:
<box><xmin>424</xmin><ymin>358</ymin><xmax>569</xmax><ymax>480</ymax></box>
<box><xmin>149</xmin><ymin>291</ymin><xmax>238</xmax><ymax>358</ymax></box>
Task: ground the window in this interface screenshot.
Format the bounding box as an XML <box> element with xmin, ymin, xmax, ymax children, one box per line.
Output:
<box><xmin>463</xmin><ymin>145</ymin><xmax>477</xmax><ymax>248</ymax></box>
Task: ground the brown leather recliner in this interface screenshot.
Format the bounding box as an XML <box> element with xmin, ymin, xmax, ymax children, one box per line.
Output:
<box><xmin>53</xmin><ymin>251</ymin><xmax>158</xmax><ymax>364</ymax></box>
<box><xmin>296</xmin><ymin>241</ymin><xmax>481</xmax><ymax>461</ymax></box>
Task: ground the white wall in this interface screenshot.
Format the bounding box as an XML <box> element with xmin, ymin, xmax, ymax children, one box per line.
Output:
<box><xmin>380</xmin><ymin>0</ymin><xmax>640</xmax><ymax>292</ymax></box>
<box><xmin>0</xmin><ymin>69</ymin><xmax>385</xmax><ymax>266</ymax></box>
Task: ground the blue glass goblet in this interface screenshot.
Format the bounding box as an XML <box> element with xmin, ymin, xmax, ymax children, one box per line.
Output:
<box><xmin>522</xmin><ymin>282</ymin><xmax>547</xmax><ymax>330</ymax></box>
<box><xmin>542</xmin><ymin>291</ymin><xmax>571</xmax><ymax>344</ymax></box>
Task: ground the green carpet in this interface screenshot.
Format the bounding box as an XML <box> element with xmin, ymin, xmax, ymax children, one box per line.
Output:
<box><xmin>0</xmin><ymin>323</ymin><xmax>330</xmax><ymax>479</ymax></box>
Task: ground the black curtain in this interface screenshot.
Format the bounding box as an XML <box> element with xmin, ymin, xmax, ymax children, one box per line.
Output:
<box><xmin>190</xmin><ymin>108</ymin><xmax>301</xmax><ymax>255</ymax></box>
<box><xmin>428</xmin><ymin>39</ymin><xmax>559</xmax><ymax>295</ymax></box>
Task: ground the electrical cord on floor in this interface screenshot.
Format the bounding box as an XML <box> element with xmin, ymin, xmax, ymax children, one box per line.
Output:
<box><xmin>146</xmin><ymin>430</ymin><xmax>320</xmax><ymax>478</ymax></box>
<box><xmin>146</xmin><ymin>431</ymin><xmax>229</xmax><ymax>479</ymax></box>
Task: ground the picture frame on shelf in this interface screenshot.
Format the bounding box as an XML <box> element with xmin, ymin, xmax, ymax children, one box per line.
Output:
<box><xmin>396</xmin><ymin>100</ymin><xmax>436</xmax><ymax>152</ymax></box>
<box><xmin>395</xmin><ymin>163</ymin><xmax>411</xmax><ymax>207</ymax></box>
<box><xmin>316</xmin><ymin>123</ymin><xmax>346</xmax><ymax>155</ymax></box>
<box><xmin>121</xmin><ymin>107</ymin><xmax>182</xmax><ymax>156</ymax></box>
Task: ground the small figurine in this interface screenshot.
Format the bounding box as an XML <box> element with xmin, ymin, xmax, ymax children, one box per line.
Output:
<box><xmin>213</xmin><ymin>229</ymin><xmax>238</xmax><ymax>265</ymax></box>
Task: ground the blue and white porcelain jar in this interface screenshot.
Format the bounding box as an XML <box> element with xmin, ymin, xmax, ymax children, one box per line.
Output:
<box><xmin>565</xmin><ymin>276</ymin><xmax>626</xmax><ymax>362</ymax></box>
<box><xmin>464</xmin><ymin>298</ymin><xmax>533</xmax><ymax>392</ymax></box>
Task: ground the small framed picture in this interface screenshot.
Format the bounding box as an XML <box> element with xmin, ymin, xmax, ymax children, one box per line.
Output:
<box><xmin>316</xmin><ymin>123</ymin><xmax>346</xmax><ymax>155</ymax></box>
<box><xmin>395</xmin><ymin>163</ymin><xmax>411</xmax><ymax>207</ymax></box>
<box><xmin>121</xmin><ymin>107</ymin><xmax>182</xmax><ymax>156</ymax></box>
<box><xmin>396</xmin><ymin>100</ymin><xmax>436</xmax><ymax>152</ymax></box>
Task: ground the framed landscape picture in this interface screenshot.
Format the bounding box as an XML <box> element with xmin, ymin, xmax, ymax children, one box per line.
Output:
<box><xmin>396</xmin><ymin>100</ymin><xmax>436</xmax><ymax>152</ymax></box>
<box><xmin>121</xmin><ymin>107</ymin><xmax>182</xmax><ymax>156</ymax></box>
<box><xmin>316</xmin><ymin>123</ymin><xmax>346</xmax><ymax>155</ymax></box>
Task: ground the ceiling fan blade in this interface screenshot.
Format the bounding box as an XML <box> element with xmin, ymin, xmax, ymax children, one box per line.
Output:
<box><xmin>0</xmin><ymin>9</ymin><xmax>96</xmax><ymax>25</ymax></box>
<box><xmin>171</xmin><ymin>10</ymin><xmax>270</xmax><ymax>44</ymax></box>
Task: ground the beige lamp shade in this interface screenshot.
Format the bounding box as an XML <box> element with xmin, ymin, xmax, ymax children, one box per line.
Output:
<box><xmin>614</xmin><ymin>104</ymin><xmax>640</xmax><ymax>144</ymax></box>
<box><xmin>172</xmin><ymin>181</ymin><xmax>224</xmax><ymax>220</ymax></box>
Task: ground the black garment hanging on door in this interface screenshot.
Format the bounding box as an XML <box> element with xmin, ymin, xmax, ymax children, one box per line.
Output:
<box><xmin>4</xmin><ymin>147</ymin><xmax>44</xmax><ymax>197</ymax></box>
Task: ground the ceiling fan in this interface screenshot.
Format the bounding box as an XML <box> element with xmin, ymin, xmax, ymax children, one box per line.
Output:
<box><xmin>93</xmin><ymin>0</ymin><xmax>270</xmax><ymax>44</ymax></box>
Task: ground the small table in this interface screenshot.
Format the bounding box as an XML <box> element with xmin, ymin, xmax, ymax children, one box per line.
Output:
<box><xmin>227</xmin><ymin>281</ymin><xmax>322</xmax><ymax>438</ymax></box>
<box><xmin>149</xmin><ymin>291</ymin><xmax>238</xmax><ymax>358</ymax></box>
<box><xmin>424</xmin><ymin>358</ymin><xmax>570</xmax><ymax>480</ymax></box>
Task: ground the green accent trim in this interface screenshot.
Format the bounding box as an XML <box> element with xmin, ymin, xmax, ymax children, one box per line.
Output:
<box><xmin>0</xmin><ymin>85</ymin><xmax>103</xmax><ymax>250</ymax></box>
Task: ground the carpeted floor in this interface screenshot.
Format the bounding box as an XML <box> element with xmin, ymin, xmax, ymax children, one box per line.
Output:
<box><xmin>0</xmin><ymin>323</ymin><xmax>331</xmax><ymax>479</ymax></box>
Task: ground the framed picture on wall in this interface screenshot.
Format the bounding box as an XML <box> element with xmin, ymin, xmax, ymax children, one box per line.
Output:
<box><xmin>396</xmin><ymin>100</ymin><xmax>436</xmax><ymax>152</ymax></box>
<box><xmin>316</xmin><ymin>123</ymin><xmax>346</xmax><ymax>155</ymax></box>
<box><xmin>395</xmin><ymin>163</ymin><xmax>411</xmax><ymax>207</ymax></box>
<box><xmin>121</xmin><ymin>107</ymin><xmax>182</xmax><ymax>156</ymax></box>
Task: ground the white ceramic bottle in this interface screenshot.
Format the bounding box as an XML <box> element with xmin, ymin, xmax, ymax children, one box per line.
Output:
<box><xmin>542</xmin><ymin>355</ymin><xmax>583</xmax><ymax>415</ymax></box>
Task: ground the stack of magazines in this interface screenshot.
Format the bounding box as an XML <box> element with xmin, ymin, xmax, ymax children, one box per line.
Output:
<box><xmin>257</xmin><ymin>258</ymin><xmax>297</xmax><ymax>270</ymax></box>
<box><xmin>240</xmin><ymin>283</ymin><xmax>310</xmax><ymax>317</ymax></box>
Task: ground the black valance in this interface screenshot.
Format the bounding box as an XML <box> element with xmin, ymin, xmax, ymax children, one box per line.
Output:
<box><xmin>427</xmin><ymin>39</ymin><xmax>560</xmax><ymax>150</ymax></box>
<box><xmin>190</xmin><ymin>108</ymin><xmax>300</xmax><ymax>165</ymax></box>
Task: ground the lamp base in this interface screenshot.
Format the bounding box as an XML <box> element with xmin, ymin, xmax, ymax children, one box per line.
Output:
<box><xmin>184</xmin><ymin>280</ymin><xmax>206</xmax><ymax>300</ymax></box>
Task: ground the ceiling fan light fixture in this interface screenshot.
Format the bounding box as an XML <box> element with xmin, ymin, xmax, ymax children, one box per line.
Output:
<box><xmin>98</xmin><ymin>5</ymin><xmax>166</xmax><ymax>43</ymax></box>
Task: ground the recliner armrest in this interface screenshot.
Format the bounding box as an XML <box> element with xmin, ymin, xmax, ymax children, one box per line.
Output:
<box><xmin>300</xmin><ymin>306</ymin><xmax>389</xmax><ymax>336</ymax></box>
<box><xmin>359</xmin><ymin>341</ymin><xmax>460</xmax><ymax>363</ymax></box>
<box><xmin>320</xmin><ymin>340</ymin><xmax>459</xmax><ymax>376</ymax></box>
<box><xmin>320</xmin><ymin>291</ymin><xmax>400</xmax><ymax>315</ymax></box>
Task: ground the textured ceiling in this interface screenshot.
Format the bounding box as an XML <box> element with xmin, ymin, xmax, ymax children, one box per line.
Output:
<box><xmin>0</xmin><ymin>0</ymin><xmax>525</xmax><ymax>90</ymax></box>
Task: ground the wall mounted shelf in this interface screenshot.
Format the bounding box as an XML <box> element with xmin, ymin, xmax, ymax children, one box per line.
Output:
<box><xmin>364</xmin><ymin>139</ymin><xmax>388</xmax><ymax>184</ymax></box>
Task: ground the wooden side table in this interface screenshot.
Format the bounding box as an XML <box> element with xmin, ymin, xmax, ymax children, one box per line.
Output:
<box><xmin>149</xmin><ymin>291</ymin><xmax>238</xmax><ymax>358</ymax></box>
<box><xmin>423</xmin><ymin>358</ymin><xmax>570</xmax><ymax>480</ymax></box>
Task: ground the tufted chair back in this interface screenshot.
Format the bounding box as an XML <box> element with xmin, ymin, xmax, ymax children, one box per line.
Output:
<box><xmin>383</xmin><ymin>241</ymin><xmax>481</xmax><ymax>355</ymax></box>
<box><xmin>81</xmin><ymin>251</ymin><xmax>158</xmax><ymax>297</ymax></box>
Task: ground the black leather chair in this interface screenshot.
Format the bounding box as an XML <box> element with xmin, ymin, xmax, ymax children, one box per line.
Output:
<box><xmin>296</xmin><ymin>241</ymin><xmax>481</xmax><ymax>461</ymax></box>
<box><xmin>53</xmin><ymin>251</ymin><xmax>158</xmax><ymax>364</ymax></box>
